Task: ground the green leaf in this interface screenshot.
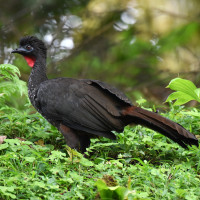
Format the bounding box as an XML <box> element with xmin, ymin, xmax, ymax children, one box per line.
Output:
<box><xmin>0</xmin><ymin>143</ymin><xmax>8</xmax><ymax>150</ymax></box>
<box><xmin>167</xmin><ymin>78</ymin><xmax>198</xmax><ymax>99</ymax></box>
<box><xmin>95</xmin><ymin>179</ymin><xmax>108</xmax><ymax>191</ymax></box>
<box><xmin>195</xmin><ymin>88</ymin><xmax>200</xmax><ymax>97</ymax></box>
<box><xmin>0</xmin><ymin>64</ymin><xmax>27</xmax><ymax>103</ymax></box>
<box><xmin>166</xmin><ymin>78</ymin><xmax>200</xmax><ymax>105</ymax></box>
<box><xmin>24</xmin><ymin>157</ymin><xmax>36</xmax><ymax>162</ymax></box>
<box><xmin>181</xmin><ymin>111</ymin><xmax>200</xmax><ymax>117</ymax></box>
<box><xmin>136</xmin><ymin>98</ymin><xmax>147</xmax><ymax>105</ymax></box>
<box><xmin>4</xmin><ymin>139</ymin><xmax>21</xmax><ymax>146</ymax></box>
<box><xmin>0</xmin><ymin>64</ymin><xmax>21</xmax><ymax>79</ymax></box>
<box><xmin>0</xmin><ymin>186</ymin><xmax>16</xmax><ymax>199</ymax></box>
<box><xmin>166</xmin><ymin>91</ymin><xmax>194</xmax><ymax>105</ymax></box>
<box><xmin>80</xmin><ymin>157</ymin><xmax>94</xmax><ymax>167</ymax></box>
<box><xmin>95</xmin><ymin>179</ymin><xmax>128</xmax><ymax>200</ymax></box>
<box><xmin>33</xmin><ymin>181</ymin><xmax>46</xmax><ymax>188</ymax></box>
<box><xmin>176</xmin><ymin>189</ymin><xmax>187</xmax><ymax>198</ymax></box>
<box><xmin>49</xmin><ymin>150</ymin><xmax>66</xmax><ymax>161</ymax></box>
<box><xmin>113</xmin><ymin>186</ymin><xmax>128</xmax><ymax>200</ymax></box>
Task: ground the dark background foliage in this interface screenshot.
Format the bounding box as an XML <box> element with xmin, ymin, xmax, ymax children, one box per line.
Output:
<box><xmin>1</xmin><ymin>0</ymin><xmax>200</xmax><ymax>106</ymax></box>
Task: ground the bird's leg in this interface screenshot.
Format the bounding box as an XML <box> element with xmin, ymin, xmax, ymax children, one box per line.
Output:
<box><xmin>59</xmin><ymin>124</ymin><xmax>81</xmax><ymax>151</ymax></box>
<box><xmin>59</xmin><ymin>124</ymin><xmax>91</xmax><ymax>153</ymax></box>
<box><xmin>74</xmin><ymin>130</ymin><xmax>91</xmax><ymax>153</ymax></box>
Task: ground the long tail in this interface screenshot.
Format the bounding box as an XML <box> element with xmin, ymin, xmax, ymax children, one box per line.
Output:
<box><xmin>122</xmin><ymin>106</ymin><xmax>198</xmax><ymax>148</ymax></box>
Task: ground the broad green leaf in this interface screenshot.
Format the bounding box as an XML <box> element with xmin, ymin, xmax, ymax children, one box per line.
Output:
<box><xmin>0</xmin><ymin>143</ymin><xmax>8</xmax><ymax>150</ymax></box>
<box><xmin>4</xmin><ymin>139</ymin><xmax>21</xmax><ymax>146</ymax></box>
<box><xmin>0</xmin><ymin>186</ymin><xmax>16</xmax><ymax>199</ymax></box>
<box><xmin>49</xmin><ymin>150</ymin><xmax>66</xmax><ymax>161</ymax></box>
<box><xmin>167</xmin><ymin>78</ymin><xmax>199</xmax><ymax>100</ymax></box>
<box><xmin>80</xmin><ymin>157</ymin><xmax>94</xmax><ymax>167</ymax></box>
<box><xmin>95</xmin><ymin>179</ymin><xmax>107</xmax><ymax>190</ymax></box>
<box><xmin>195</xmin><ymin>88</ymin><xmax>200</xmax><ymax>97</ymax></box>
<box><xmin>113</xmin><ymin>186</ymin><xmax>128</xmax><ymax>200</ymax></box>
<box><xmin>95</xmin><ymin>179</ymin><xmax>128</xmax><ymax>200</ymax></box>
<box><xmin>33</xmin><ymin>181</ymin><xmax>46</xmax><ymax>188</ymax></box>
<box><xmin>70</xmin><ymin>172</ymin><xmax>83</xmax><ymax>182</ymax></box>
<box><xmin>166</xmin><ymin>91</ymin><xmax>195</xmax><ymax>105</ymax></box>
<box><xmin>50</xmin><ymin>167</ymin><xmax>62</xmax><ymax>175</ymax></box>
<box><xmin>24</xmin><ymin>157</ymin><xmax>36</xmax><ymax>162</ymax></box>
<box><xmin>166</xmin><ymin>78</ymin><xmax>200</xmax><ymax>105</ymax></box>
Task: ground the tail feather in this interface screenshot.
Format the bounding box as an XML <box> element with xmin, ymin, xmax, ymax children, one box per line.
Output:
<box><xmin>124</xmin><ymin>106</ymin><xmax>198</xmax><ymax>148</ymax></box>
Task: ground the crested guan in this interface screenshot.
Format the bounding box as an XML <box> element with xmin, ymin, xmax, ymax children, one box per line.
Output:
<box><xmin>12</xmin><ymin>36</ymin><xmax>198</xmax><ymax>152</ymax></box>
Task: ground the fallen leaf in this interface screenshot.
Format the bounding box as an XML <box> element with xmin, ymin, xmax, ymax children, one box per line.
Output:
<box><xmin>0</xmin><ymin>136</ymin><xmax>7</xmax><ymax>144</ymax></box>
<box><xmin>196</xmin><ymin>135</ymin><xmax>200</xmax><ymax>139</ymax></box>
<box><xmin>34</xmin><ymin>139</ymin><xmax>45</xmax><ymax>146</ymax></box>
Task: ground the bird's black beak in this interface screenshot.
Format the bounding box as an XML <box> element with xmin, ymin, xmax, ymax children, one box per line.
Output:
<box><xmin>11</xmin><ymin>47</ymin><xmax>26</xmax><ymax>54</ymax></box>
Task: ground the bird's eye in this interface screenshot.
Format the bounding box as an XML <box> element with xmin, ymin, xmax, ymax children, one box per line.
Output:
<box><xmin>26</xmin><ymin>45</ymin><xmax>32</xmax><ymax>50</ymax></box>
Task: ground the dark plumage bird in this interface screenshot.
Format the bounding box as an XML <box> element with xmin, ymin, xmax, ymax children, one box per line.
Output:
<box><xmin>12</xmin><ymin>36</ymin><xmax>198</xmax><ymax>152</ymax></box>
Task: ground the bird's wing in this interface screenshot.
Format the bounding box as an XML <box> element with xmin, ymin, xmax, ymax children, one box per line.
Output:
<box><xmin>35</xmin><ymin>78</ymin><xmax>127</xmax><ymax>138</ymax></box>
<box><xmin>85</xmin><ymin>79</ymin><xmax>132</xmax><ymax>105</ymax></box>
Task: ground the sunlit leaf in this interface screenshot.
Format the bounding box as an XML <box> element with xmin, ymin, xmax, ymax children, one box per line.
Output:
<box><xmin>195</xmin><ymin>88</ymin><xmax>200</xmax><ymax>98</ymax></box>
<box><xmin>166</xmin><ymin>78</ymin><xmax>200</xmax><ymax>105</ymax></box>
<box><xmin>95</xmin><ymin>179</ymin><xmax>128</xmax><ymax>200</ymax></box>
<box><xmin>0</xmin><ymin>64</ymin><xmax>21</xmax><ymax>79</ymax></box>
<box><xmin>0</xmin><ymin>143</ymin><xmax>8</xmax><ymax>150</ymax></box>
<box><xmin>166</xmin><ymin>91</ymin><xmax>195</xmax><ymax>105</ymax></box>
<box><xmin>24</xmin><ymin>157</ymin><xmax>36</xmax><ymax>162</ymax></box>
<box><xmin>167</xmin><ymin>78</ymin><xmax>198</xmax><ymax>99</ymax></box>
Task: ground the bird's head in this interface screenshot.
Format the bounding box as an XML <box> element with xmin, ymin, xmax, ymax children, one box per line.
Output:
<box><xmin>12</xmin><ymin>36</ymin><xmax>47</xmax><ymax>67</ymax></box>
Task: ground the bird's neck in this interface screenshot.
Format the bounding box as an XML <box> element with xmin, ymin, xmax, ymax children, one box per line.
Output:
<box><xmin>28</xmin><ymin>56</ymin><xmax>48</xmax><ymax>101</ymax></box>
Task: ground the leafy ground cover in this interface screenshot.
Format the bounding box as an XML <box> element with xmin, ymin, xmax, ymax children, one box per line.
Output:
<box><xmin>0</xmin><ymin>64</ymin><xmax>200</xmax><ymax>199</ymax></box>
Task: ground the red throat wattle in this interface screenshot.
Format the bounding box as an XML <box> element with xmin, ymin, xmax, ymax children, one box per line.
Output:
<box><xmin>24</xmin><ymin>56</ymin><xmax>36</xmax><ymax>68</ymax></box>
